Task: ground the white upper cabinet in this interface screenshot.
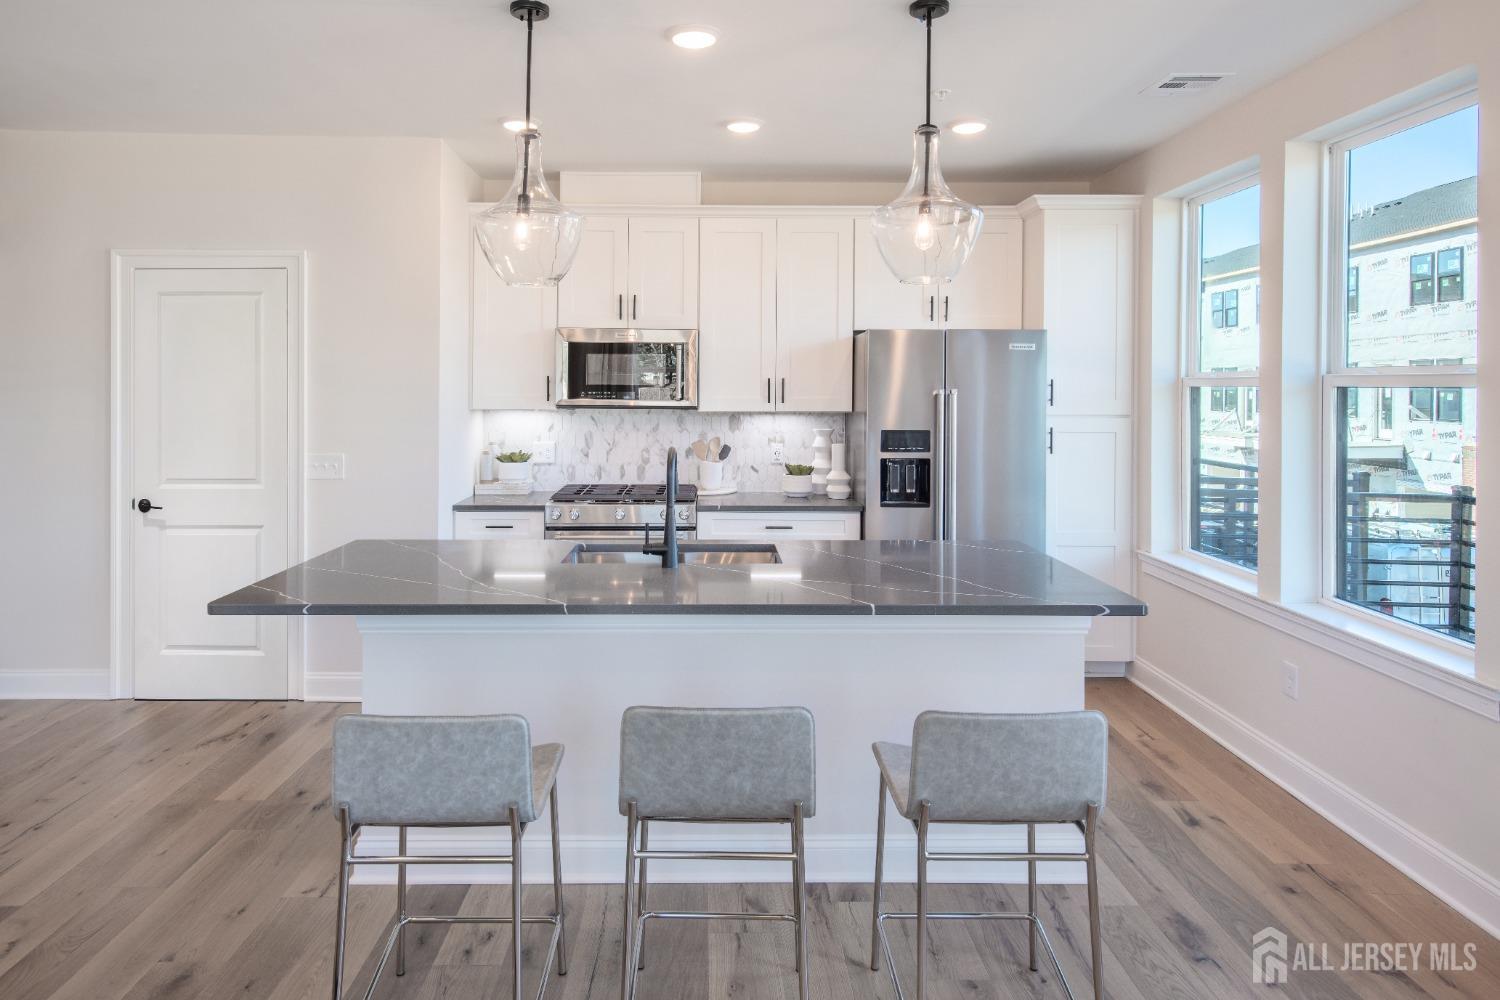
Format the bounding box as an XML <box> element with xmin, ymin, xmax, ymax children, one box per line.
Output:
<box><xmin>699</xmin><ymin>218</ymin><xmax>777</xmax><ymax>412</ymax></box>
<box><xmin>627</xmin><ymin>217</ymin><xmax>699</xmax><ymax>328</ymax></box>
<box><xmin>853</xmin><ymin>217</ymin><xmax>931</xmax><ymax>330</ymax></box>
<box><xmin>777</xmin><ymin>217</ymin><xmax>854</xmax><ymax>412</ymax></box>
<box><xmin>1020</xmin><ymin>197</ymin><xmax>1137</xmax><ymax>416</ymax></box>
<box><xmin>471</xmin><ymin>235</ymin><xmax>558</xmax><ymax>409</ymax></box>
<box><xmin>556</xmin><ymin>216</ymin><xmax>697</xmax><ymax>329</ymax></box>
<box><xmin>557</xmin><ymin>216</ymin><xmax>629</xmax><ymax>327</ymax></box>
<box><xmin>938</xmin><ymin>215</ymin><xmax>1023</xmax><ymax>329</ymax></box>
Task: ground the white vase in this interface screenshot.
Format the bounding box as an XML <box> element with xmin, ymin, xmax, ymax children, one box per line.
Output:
<box><xmin>810</xmin><ymin>427</ymin><xmax>833</xmax><ymax>495</ymax></box>
<box><xmin>826</xmin><ymin>443</ymin><xmax>852</xmax><ymax>500</ymax></box>
<box><xmin>782</xmin><ymin>474</ymin><xmax>813</xmax><ymax>497</ymax></box>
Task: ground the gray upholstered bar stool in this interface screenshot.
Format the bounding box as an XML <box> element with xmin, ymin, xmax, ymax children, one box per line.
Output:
<box><xmin>618</xmin><ymin>706</ymin><xmax>815</xmax><ymax>1000</ymax></box>
<box><xmin>870</xmin><ymin>710</ymin><xmax>1109</xmax><ymax>1000</ymax></box>
<box><xmin>330</xmin><ymin>714</ymin><xmax>567</xmax><ymax>1000</ymax></box>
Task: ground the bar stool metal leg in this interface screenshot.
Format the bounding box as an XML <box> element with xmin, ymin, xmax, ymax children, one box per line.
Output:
<box><xmin>870</xmin><ymin>774</ymin><xmax>887</xmax><ymax>972</ymax></box>
<box><xmin>332</xmin><ymin>805</ymin><xmax>352</xmax><ymax>1000</ymax></box>
<box><xmin>1027</xmin><ymin>822</ymin><xmax>1038</xmax><ymax>972</ymax></box>
<box><xmin>510</xmin><ymin>804</ymin><xmax>523</xmax><ymax>1000</ymax></box>
<box><xmin>793</xmin><ymin>802</ymin><xmax>810</xmax><ymax>1000</ymax></box>
<box><xmin>621</xmin><ymin>801</ymin><xmax>638</xmax><ymax>1000</ymax></box>
<box><xmin>1085</xmin><ymin>804</ymin><xmax>1103</xmax><ymax>1000</ymax></box>
<box><xmin>916</xmin><ymin>800</ymin><xmax>930</xmax><ymax>1000</ymax></box>
<box><xmin>636</xmin><ymin>820</ymin><xmax>649</xmax><ymax>971</ymax></box>
<box><xmin>550</xmin><ymin>783</ymin><xmax>568</xmax><ymax>977</ymax></box>
<box><xmin>396</xmin><ymin>826</ymin><xmax>408</xmax><ymax>976</ymax></box>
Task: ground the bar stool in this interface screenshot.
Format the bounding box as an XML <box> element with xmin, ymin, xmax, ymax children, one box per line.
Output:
<box><xmin>330</xmin><ymin>714</ymin><xmax>567</xmax><ymax>1000</ymax></box>
<box><xmin>870</xmin><ymin>710</ymin><xmax>1109</xmax><ymax>1000</ymax></box>
<box><xmin>618</xmin><ymin>706</ymin><xmax>815</xmax><ymax>1000</ymax></box>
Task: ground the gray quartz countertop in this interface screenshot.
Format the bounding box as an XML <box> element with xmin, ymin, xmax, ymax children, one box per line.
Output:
<box><xmin>208</xmin><ymin>539</ymin><xmax>1146</xmax><ymax>617</ymax></box>
<box><xmin>452</xmin><ymin>492</ymin><xmax>863</xmax><ymax>512</ymax></box>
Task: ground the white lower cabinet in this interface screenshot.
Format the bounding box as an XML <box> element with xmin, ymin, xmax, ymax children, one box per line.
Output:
<box><xmin>453</xmin><ymin>510</ymin><xmax>546</xmax><ymax>540</ymax></box>
<box><xmin>696</xmin><ymin>510</ymin><xmax>862</xmax><ymax>542</ymax></box>
<box><xmin>1046</xmin><ymin>415</ymin><xmax>1133</xmax><ymax>663</ymax></box>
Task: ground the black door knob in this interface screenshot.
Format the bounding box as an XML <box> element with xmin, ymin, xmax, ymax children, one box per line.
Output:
<box><xmin>137</xmin><ymin>498</ymin><xmax>162</xmax><ymax>513</ymax></box>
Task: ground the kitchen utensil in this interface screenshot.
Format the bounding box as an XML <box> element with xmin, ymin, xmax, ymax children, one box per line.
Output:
<box><xmin>692</xmin><ymin>440</ymin><xmax>708</xmax><ymax>461</ymax></box>
<box><xmin>719</xmin><ymin>444</ymin><xmax>731</xmax><ymax>461</ymax></box>
<box><xmin>708</xmin><ymin>436</ymin><xmax>721</xmax><ymax>458</ymax></box>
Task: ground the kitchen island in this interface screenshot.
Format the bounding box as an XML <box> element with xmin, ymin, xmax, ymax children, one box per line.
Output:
<box><xmin>211</xmin><ymin>538</ymin><xmax>1144</xmax><ymax>884</ymax></box>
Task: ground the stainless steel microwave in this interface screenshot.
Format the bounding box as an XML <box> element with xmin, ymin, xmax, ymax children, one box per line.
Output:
<box><xmin>554</xmin><ymin>328</ymin><xmax>698</xmax><ymax>408</ymax></box>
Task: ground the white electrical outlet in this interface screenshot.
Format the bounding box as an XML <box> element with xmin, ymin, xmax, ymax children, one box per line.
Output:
<box><xmin>532</xmin><ymin>440</ymin><xmax>557</xmax><ymax>464</ymax></box>
<box><xmin>307</xmin><ymin>453</ymin><xmax>346</xmax><ymax>480</ymax></box>
<box><xmin>1281</xmin><ymin>661</ymin><xmax>1300</xmax><ymax>700</ymax></box>
<box><xmin>770</xmin><ymin>439</ymin><xmax>785</xmax><ymax>464</ymax></box>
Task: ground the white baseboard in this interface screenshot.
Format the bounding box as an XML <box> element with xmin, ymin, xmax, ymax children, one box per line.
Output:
<box><xmin>349</xmin><ymin>827</ymin><xmax>1088</xmax><ymax>887</ymax></box>
<box><xmin>304</xmin><ymin>672</ymin><xmax>361</xmax><ymax>703</ymax></box>
<box><xmin>1128</xmin><ymin>656</ymin><xmax>1500</xmax><ymax>940</ymax></box>
<box><xmin>0</xmin><ymin>670</ymin><xmax>112</xmax><ymax>699</ymax></box>
<box><xmin>1085</xmin><ymin>660</ymin><xmax>1128</xmax><ymax>678</ymax></box>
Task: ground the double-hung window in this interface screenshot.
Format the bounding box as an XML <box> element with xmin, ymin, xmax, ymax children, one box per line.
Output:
<box><xmin>1185</xmin><ymin>177</ymin><xmax>1261</xmax><ymax>571</ymax></box>
<box><xmin>1327</xmin><ymin>96</ymin><xmax>1478</xmax><ymax>643</ymax></box>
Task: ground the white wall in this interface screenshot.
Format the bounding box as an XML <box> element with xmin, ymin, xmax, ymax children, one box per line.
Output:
<box><xmin>0</xmin><ymin>130</ymin><xmax>445</xmax><ymax>696</ymax></box>
<box><xmin>437</xmin><ymin>144</ymin><xmax>484</xmax><ymax>534</ymax></box>
<box><xmin>1093</xmin><ymin>0</ymin><xmax>1500</xmax><ymax>934</ymax></box>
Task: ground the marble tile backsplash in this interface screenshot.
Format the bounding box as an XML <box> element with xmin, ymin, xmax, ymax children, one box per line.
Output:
<box><xmin>481</xmin><ymin>411</ymin><xmax>848</xmax><ymax>492</ymax></box>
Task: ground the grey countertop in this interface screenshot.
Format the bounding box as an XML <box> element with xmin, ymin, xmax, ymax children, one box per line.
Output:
<box><xmin>452</xmin><ymin>492</ymin><xmax>863</xmax><ymax>513</ymax></box>
<box><xmin>208</xmin><ymin>539</ymin><xmax>1146</xmax><ymax>618</ymax></box>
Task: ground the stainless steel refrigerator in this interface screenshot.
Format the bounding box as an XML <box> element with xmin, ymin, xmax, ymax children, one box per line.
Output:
<box><xmin>850</xmin><ymin>329</ymin><xmax>1047</xmax><ymax>546</ymax></box>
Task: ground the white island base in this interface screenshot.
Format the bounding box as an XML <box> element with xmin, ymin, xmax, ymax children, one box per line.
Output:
<box><xmin>353</xmin><ymin>613</ymin><xmax>1094</xmax><ymax>886</ymax></box>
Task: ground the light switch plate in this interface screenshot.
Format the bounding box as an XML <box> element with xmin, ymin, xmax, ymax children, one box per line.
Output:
<box><xmin>307</xmin><ymin>454</ymin><xmax>346</xmax><ymax>480</ymax></box>
<box><xmin>1281</xmin><ymin>661</ymin><xmax>1300</xmax><ymax>700</ymax></box>
<box><xmin>532</xmin><ymin>440</ymin><xmax>557</xmax><ymax>464</ymax></box>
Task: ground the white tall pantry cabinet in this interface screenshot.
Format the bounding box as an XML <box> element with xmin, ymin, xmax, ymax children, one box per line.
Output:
<box><xmin>1020</xmin><ymin>195</ymin><xmax>1139</xmax><ymax>665</ymax></box>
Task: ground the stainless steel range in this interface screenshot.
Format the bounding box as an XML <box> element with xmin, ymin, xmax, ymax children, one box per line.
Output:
<box><xmin>543</xmin><ymin>483</ymin><xmax>698</xmax><ymax>541</ymax></box>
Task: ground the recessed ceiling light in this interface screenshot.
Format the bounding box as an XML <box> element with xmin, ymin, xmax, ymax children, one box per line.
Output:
<box><xmin>948</xmin><ymin>119</ymin><xmax>989</xmax><ymax>136</ymax></box>
<box><xmin>725</xmin><ymin>118</ymin><xmax>763</xmax><ymax>135</ymax></box>
<box><xmin>669</xmin><ymin>25</ymin><xmax>718</xmax><ymax>49</ymax></box>
<box><xmin>501</xmin><ymin>117</ymin><xmax>539</xmax><ymax>132</ymax></box>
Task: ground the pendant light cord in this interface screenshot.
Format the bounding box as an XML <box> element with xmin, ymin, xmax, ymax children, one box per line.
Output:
<box><xmin>923</xmin><ymin>10</ymin><xmax>933</xmax><ymax>128</ymax></box>
<box><xmin>921</xmin><ymin>8</ymin><xmax>934</xmax><ymax>201</ymax></box>
<box><xmin>518</xmin><ymin>10</ymin><xmax>535</xmax><ymax>214</ymax></box>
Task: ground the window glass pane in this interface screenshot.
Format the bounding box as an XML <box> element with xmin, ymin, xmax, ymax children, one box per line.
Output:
<box><xmin>1345</xmin><ymin>105</ymin><xmax>1478</xmax><ymax>367</ymax></box>
<box><xmin>1190</xmin><ymin>386</ymin><xmax>1260</xmax><ymax>570</ymax></box>
<box><xmin>1336</xmin><ymin>386</ymin><xmax>1475</xmax><ymax>642</ymax></box>
<box><xmin>1197</xmin><ymin>184</ymin><xmax>1260</xmax><ymax>373</ymax></box>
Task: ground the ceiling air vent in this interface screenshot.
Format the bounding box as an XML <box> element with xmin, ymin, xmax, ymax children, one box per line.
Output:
<box><xmin>1143</xmin><ymin>73</ymin><xmax>1231</xmax><ymax>95</ymax></box>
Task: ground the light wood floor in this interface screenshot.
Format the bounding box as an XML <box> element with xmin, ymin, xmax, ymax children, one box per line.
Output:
<box><xmin>0</xmin><ymin>680</ymin><xmax>1494</xmax><ymax>999</ymax></box>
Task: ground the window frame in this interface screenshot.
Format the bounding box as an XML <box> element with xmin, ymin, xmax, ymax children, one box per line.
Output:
<box><xmin>1320</xmin><ymin>89</ymin><xmax>1478</xmax><ymax>649</ymax></box>
<box><xmin>1183</xmin><ymin>172</ymin><xmax>1262</xmax><ymax>578</ymax></box>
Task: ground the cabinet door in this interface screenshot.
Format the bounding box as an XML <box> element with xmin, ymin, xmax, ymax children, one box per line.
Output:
<box><xmin>471</xmin><ymin>236</ymin><xmax>557</xmax><ymax>409</ymax></box>
<box><xmin>1046</xmin><ymin>415</ymin><xmax>1133</xmax><ymax>662</ymax></box>
<box><xmin>453</xmin><ymin>511</ymin><xmax>546</xmax><ymax>540</ymax></box>
<box><xmin>1039</xmin><ymin>210</ymin><xmax>1134</xmax><ymax>416</ymax></box>
<box><xmin>696</xmin><ymin>510</ymin><xmax>862</xmax><ymax>542</ymax></box>
<box><xmin>557</xmin><ymin>216</ymin><xmax>629</xmax><ymax>328</ymax></box>
<box><xmin>699</xmin><ymin>218</ymin><xmax>777</xmax><ymax>412</ymax></box>
<box><xmin>941</xmin><ymin>215</ymin><xmax>1022</xmax><ymax>329</ymax></box>
<box><xmin>628</xmin><ymin>217</ymin><xmax>698</xmax><ymax>328</ymax></box>
<box><xmin>853</xmin><ymin>217</ymin><xmax>932</xmax><ymax>330</ymax></box>
<box><xmin>776</xmin><ymin>217</ymin><xmax>854</xmax><ymax>412</ymax></box>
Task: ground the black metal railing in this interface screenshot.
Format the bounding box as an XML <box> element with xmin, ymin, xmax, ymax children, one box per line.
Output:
<box><xmin>1192</xmin><ymin>459</ymin><xmax>1260</xmax><ymax>570</ymax></box>
<box><xmin>1338</xmin><ymin>474</ymin><xmax>1475</xmax><ymax>641</ymax></box>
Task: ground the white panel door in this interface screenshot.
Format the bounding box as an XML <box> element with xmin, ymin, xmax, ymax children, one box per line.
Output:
<box><xmin>776</xmin><ymin>217</ymin><xmax>854</xmax><ymax>412</ymax></box>
<box><xmin>1042</xmin><ymin>211</ymin><xmax>1134</xmax><ymax>416</ymax></box>
<box><xmin>940</xmin><ymin>215</ymin><xmax>1023</xmax><ymax>329</ymax></box>
<box><xmin>557</xmin><ymin>216</ymin><xmax>629</xmax><ymax>328</ymax></box>
<box><xmin>627</xmin><ymin>216</ymin><xmax>698</xmax><ymax>328</ymax></box>
<box><xmin>853</xmin><ymin>217</ymin><xmax>932</xmax><ymax>330</ymax></box>
<box><xmin>699</xmin><ymin>218</ymin><xmax>777</xmax><ymax>412</ymax></box>
<box><xmin>132</xmin><ymin>267</ymin><xmax>290</xmax><ymax>699</ymax></box>
<box><xmin>471</xmin><ymin>236</ymin><xmax>558</xmax><ymax>409</ymax></box>
<box><xmin>1046</xmin><ymin>415</ymin><xmax>1133</xmax><ymax>662</ymax></box>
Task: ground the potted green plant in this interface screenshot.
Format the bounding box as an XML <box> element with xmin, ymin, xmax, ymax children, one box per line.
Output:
<box><xmin>782</xmin><ymin>463</ymin><xmax>814</xmax><ymax>497</ymax></box>
<box><xmin>494</xmin><ymin>450</ymin><xmax>533</xmax><ymax>494</ymax></box>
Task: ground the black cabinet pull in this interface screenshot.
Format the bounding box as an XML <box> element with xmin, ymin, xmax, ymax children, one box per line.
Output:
<box><xmin>1047</xmin><ymin>428</ymin><xmax>1054</xmax><ymax>454</ymax></box>
<box><xmin>943</xmin><ymin>296</ymin><xmax>949</xmax><ymax>323</ymax></box>
<box><xmin>632</xmin><ymin>293</ymin><xmax>638</xmax><ymax>320</ymax></box>
<box><xmin>1047</xmin><ymin>378</ymin><xmax>1054</xmax><ymax>406</ymax></box>
<box><xmin>545</xmin><ymin>374</ymin><xmax>551</xmax><ymax>402</ymax></box>
<box><xmin>617</xmin><ymin>293</ymin><xmax>623</xmax><ymax>320</ymax></box>
<box><xmin>780</xmin><ymin>377</ymin><xmax>786</xmax><ymax>404</ymax></box>
<box><xmin>767</xmin><ymin>377</ymin><xmax>772</xmax><ymax>404</ymax></box>
<box><xmin>136</xmin><ymin>498</ymin><xmax>162</xmax><ymax>513</ymax></box>
<box><xmin>484</xmin><ymin>524</ymin><xmax>514</xmax><ymax>530</ymax></box>
<box><xmin>928</xmin><ymin>296</ymin><xmax>935</xmax><ymax>322</ymax></box>
<box><xmin>764</xmin><ymin>525</ymin><xmax>795</xmax><ymax>531</ymax></box>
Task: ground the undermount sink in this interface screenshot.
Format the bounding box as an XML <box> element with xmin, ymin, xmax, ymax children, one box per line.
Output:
<box><xmin>561</xmin><ymin>543</ymin><xmax>782</xmax><ymax>566</ymax></box>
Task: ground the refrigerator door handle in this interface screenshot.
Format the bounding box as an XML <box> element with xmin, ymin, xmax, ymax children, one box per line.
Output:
<box><xmin>932</xmin><ymin>388</ymin><xmax>947</xmax><ymax>540</ymax></box>
<box><xmin>945</xmin><ymin>388</ymin><xmax>958</xmax><ymax>539</ymax></box>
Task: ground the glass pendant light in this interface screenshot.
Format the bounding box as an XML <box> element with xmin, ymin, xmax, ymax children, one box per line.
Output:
<box><xmin>475</xmin><ymin>1</ymin><xmax>582</xmax><ymax>287</ymax></box>
<box><xmin>871</xmin><ymin>1</ymin><xmax>984</xmax><ymax>285</ymax></box>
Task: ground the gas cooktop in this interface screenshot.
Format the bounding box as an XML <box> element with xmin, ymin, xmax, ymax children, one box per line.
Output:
<box><xmin>550</xmin><ymin>483</ymin><xmax>698</xmax><ymax>504</ymax></box>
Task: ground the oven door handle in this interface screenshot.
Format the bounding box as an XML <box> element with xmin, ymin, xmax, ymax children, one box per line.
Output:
<box><xmin>544</xmin><ymin>528</ymin><xmax>696</xmax><ymax>541</ymax></box>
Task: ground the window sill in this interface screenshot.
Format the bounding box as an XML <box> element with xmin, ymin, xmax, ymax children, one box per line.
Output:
<box><xmin>1139</xmin><ymin>551</ymin><xmax>1499</xmax><ymax>720</ymax></box>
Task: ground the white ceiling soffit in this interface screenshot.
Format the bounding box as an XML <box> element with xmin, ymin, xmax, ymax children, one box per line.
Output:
<box><xmin>0</xmin><ymin>0</ymin><xmax>1418</xmax><ymax>181</ymax></box>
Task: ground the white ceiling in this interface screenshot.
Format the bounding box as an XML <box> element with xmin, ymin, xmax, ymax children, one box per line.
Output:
<box><xmin>2</xmin><ymin>0</ymin><xmax>1416</xmax><ymax>182</ymax></box>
